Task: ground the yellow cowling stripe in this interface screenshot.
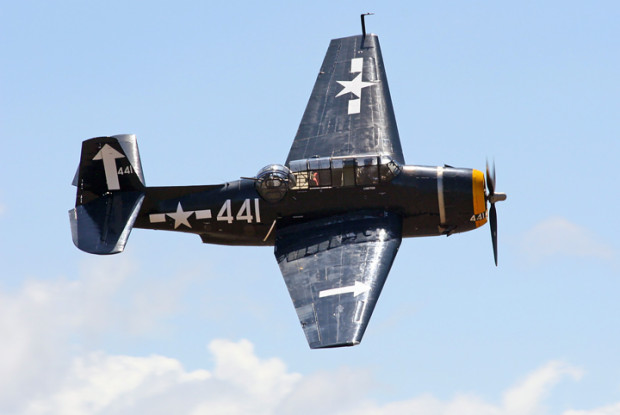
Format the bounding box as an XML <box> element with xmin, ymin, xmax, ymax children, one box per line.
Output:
<box><xmin>472</xmin><ymin>169</ymin><xmax>488</xmax><ymax>228</ymax></box>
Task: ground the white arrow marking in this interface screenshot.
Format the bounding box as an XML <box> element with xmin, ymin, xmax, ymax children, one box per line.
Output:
<box><xmin>319</xmin><ymin>281</ymin><xmax>371</xmax><ymax>298</ymax></box>
<box><xmin>93</xmin><ymin>144</ymin><xmax>125</xmax><ymax>191</ymax></box>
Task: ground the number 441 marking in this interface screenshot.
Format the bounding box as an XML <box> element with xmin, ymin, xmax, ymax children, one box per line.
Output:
<box><xmin>217</xmin><ymin>198</ymin><xmax>261</xmax><ymax>224</ymax></box>
<box><xmin>117</xmin><ymin>165</ymin><xmax>134</xmax><ymax>175</ymax></box>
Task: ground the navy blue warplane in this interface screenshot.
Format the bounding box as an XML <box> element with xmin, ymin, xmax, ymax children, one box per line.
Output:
<box><xmin>70</xmin><ymin>20</ymin><xmax>506</xmax><ymax>349</ymax></box>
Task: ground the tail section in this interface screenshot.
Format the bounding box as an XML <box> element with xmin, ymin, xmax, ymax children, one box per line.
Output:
<box><xmin>69</xmin><ymin>134</ymin><xmax>146</xmax><ymax>254</ymax></box>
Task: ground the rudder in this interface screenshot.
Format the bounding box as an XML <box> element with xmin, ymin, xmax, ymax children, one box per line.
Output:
<box><xmin>69</xmin><ymin>134</ymin><xmax>146</xmax><ymax>254</ymax></box>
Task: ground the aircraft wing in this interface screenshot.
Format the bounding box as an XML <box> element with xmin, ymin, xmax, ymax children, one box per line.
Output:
<box><xmin>285</xmin><ymin>34</ymin><xmax>405</xmax><ymax>165</ymax></box>
<box><xmin>275</xmin><ymin>211</ymin><xmax>402</xmax><ymax>349</ymax></box>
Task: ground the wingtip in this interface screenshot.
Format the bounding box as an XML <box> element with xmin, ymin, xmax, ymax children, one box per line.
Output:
<box><xmin>310</xmin><ymin>340</ymin><xmax>360</xmax><ymax>350</ymax></box>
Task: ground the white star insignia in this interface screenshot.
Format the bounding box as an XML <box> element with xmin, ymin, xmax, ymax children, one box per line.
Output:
<box><xmin>167</xmin><ymin>202</ymin><xmax>193</xmax><ymax>229</ymax></box>
<box><xmin>336</xmin><ymin>73</ymin><xmax>375</xmax><ymax>98</ymax></box>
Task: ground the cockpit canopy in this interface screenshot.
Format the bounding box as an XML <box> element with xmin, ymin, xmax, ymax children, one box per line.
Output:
<box><xmin>255</xmin><ymin>156</ymin><xmax>401</xmax><ymax>202</ymax></box>
<box><xmin>255</xmin><ymin>164</ymin><xmax>296</xmax><ymax>202</ymax></box>
<box><xmin>288</xmin><ymin>155</ymin><xmax>401</xmax><ymax>189</ymax></box>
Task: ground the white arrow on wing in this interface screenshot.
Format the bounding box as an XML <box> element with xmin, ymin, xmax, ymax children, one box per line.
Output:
<box><xmin>93</xmin><ymin>144</ymin><xmax>126</xmax><ymax>191</ymax></box>
<box><xmin>319</xmin><ymin>281</ymin><xmax>371</xmax><ymax>298</ymax></box>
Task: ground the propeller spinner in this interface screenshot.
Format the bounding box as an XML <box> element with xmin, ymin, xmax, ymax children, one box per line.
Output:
<box><xmin>486</xmin><ymin>161</ymin><xmax>507</xmax><ymax>266</ymax></box>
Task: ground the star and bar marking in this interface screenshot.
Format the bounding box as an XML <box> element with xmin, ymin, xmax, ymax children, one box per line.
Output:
<box><xmin>149</xmin><ymin>202</ymin><xmax>212</xmax><ymax>229</ymax></box>
<box><xmin>335</xmin><ymin>58</ymin><xmax>376</xmax><ymax>115</ymax></box>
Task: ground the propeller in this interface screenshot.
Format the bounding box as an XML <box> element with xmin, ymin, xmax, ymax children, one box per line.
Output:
<box><xmin>486</xmin><ymin>160</ymin><xmax>507</xmax><ymax>266</ymax></box>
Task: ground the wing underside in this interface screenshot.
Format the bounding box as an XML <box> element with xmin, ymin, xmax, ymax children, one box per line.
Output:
<box><xmin>285</xmin><ymin>34</ymin><xmax>404</xmax><ymax>165</ymax></box>
<box><xmin>275</xmin><ymin>211</ymin><xmax>402</xmax><ymax>349</ymax></box>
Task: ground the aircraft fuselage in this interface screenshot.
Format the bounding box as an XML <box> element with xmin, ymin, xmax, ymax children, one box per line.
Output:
<box><xmin>133</xmin><ymin>163</ymin><xmax>487</xmax><ymax>245</ymax></box>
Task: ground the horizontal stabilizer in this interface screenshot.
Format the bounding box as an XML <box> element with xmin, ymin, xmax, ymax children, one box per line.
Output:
<box><xmin>69</xmin><ymin>192</ymin><xmax>144</xmax><ymax>254</ymax></box>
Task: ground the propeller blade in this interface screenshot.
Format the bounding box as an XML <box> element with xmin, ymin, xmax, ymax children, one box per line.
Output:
<box><xmin>486</xmin><ymin>159</ymin><xmax>495</xmax><ymax>196</ymax></box>
<box><xmin>490</xmin><ymin>203</ymin><xmax>498</xmax><ymax>266</ymax></box>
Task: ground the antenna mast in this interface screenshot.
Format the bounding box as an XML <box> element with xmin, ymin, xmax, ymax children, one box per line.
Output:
<box><xmin>361</xmin><ymin>12</ymin><xmax>374</xmax><ymax>38</ymax></box>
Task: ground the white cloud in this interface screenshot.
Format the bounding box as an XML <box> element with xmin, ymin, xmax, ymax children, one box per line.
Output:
<box><xmin>22</xmin><ymin>339</ymin><xmax>301</xmax><ymax>415</ymax></box>
<box><xmin>334</xmin><ymin>361</ymin><xmax>582</xmax><ymax>415</ymax></box>
<box><xmin>12</xmin><ymin>348</ymin><xmax>594</xmax><ymax>415</ymax></box>
<box><xmin>208</xmin><ymin>339</ymin><xmax>301</xmax><ymax>404</ymax></box>
<box><xmin>342</xmin><ymin>394</ymin><xmax>501</xmax><ymax>415</ymax></box>
<box><xmin>503</xmin><ymin>360</ymin><xmax>583</xmax><ymax>415</ymax></box>
<box><xmin>0</xmin><ymin>264</ymin><xmax>117</xmax><ymax>408</ymax></box>
<box><xmin>519</xmin><ymin>217</ymin><xmax>615</xmax><ymax>262</ymax></box>
<box><xmin>0</xmin><ymin>256</ymin><xmax>189</xmax><ymax>412</ymax></box>
<box><xmin>1</xmin><ymin>258</ymin><xmax>619</xmax><ymax>415</ymax></box>
<box><xmin>564</xmin><ymin>403</ymin><xmax>620</xmax><ymax>415</ymax></box>
<box><xmin>276</xmin><ymin>367</ymin><xmax>374</xmax><ymax>414</ymax></box>
<box><xmin>25</xmin><ymin>352</ymin><xmax>211</xmax><ymax>415</ymax></box>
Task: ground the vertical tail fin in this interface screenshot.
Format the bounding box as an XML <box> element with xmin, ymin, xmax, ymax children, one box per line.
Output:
<box><xmin>69</xmin><ymin>134</ymin><xmax>146</xmax><ymax>254</ymax></box>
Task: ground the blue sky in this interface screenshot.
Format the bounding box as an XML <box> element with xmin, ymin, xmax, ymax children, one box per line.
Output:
<box><xmin>1</xmin><ymin>1</ymin><xmax>619</xmax><ymax>414</ymax></box>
